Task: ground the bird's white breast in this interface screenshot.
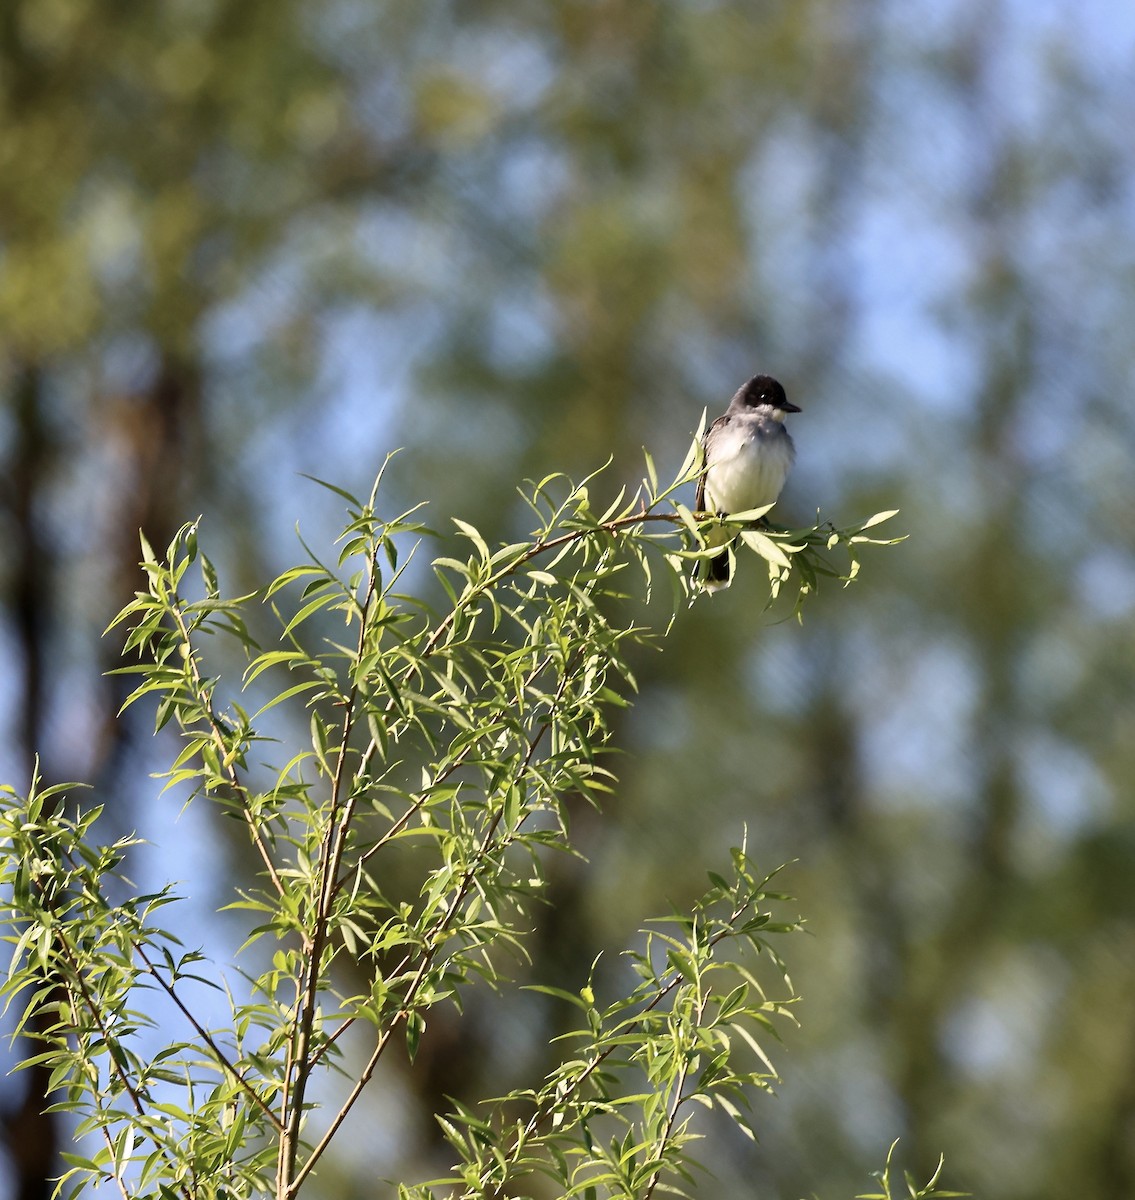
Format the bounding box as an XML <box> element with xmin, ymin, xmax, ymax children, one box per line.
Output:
<box><xmin>705</xmin><ymin>417</ymin><xmax>795</xmax><ymax>514</ymax></box>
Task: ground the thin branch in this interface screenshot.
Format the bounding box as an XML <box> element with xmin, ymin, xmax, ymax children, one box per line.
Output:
<box><xmin>52</xmin><ymin>930</ymin><xmax>194</xmax><ymax>1200</ymax></box>
<box><xmin>641</xmin><ymin>988</ymin><xmax>706</xmax><ymax>1200</ymax></box>
<box><xmin>278</xmin><ymin>546</ymin><xmax>381</xmax><ymax>1198</ymax></box>
<box><xmin>291</xmin><ymin>663</ymin><xmax>572</xmax><ymax>1194</ymax></box>
<box><xmin>168</xmin><ymin>600</ymin><xmax>286</xmax><ymax>900</ymax></box>
<box><xmin>492</xmin><ymin>892</ymin><xmax>764</xmax><ymax>1196</ymax></box>
<box><xmin>286</xmin><ymin>1019</ymin><xmax>396</xmax><ymax>1196</ymax></box>
<box><xmin>418</xmin><ymin>508</ymin><xmax>676</xmax><ymax>660</ymax></box>
<box><xmin>133</xmin><ymin>943</ymin><xmax>284</xmax><ymax>1133</ymax></box>
<box><xmin>335</xmin><ymin>647</ymin><xmax>557</xmax><ymax>902</ymax></box>
<box><xmin>93</xmin><ymin>1119</ymin><xmax>134</xmax><ymax>1200</ymax></box>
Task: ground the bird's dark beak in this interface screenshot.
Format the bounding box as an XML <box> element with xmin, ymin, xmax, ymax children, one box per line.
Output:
<box><xmin>780</xmin><ymin>401</ymin><xmax>802</xmax><ymax>413</ymax></box>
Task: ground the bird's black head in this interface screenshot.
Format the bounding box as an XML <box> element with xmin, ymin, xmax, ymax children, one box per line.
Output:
<box><xmin>735</xmin><ymin>374</ymin><xmax>801</xmax><ymax>414</ymax></box>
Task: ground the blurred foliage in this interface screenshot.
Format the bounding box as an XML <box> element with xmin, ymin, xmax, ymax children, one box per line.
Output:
<box><xmin>1</xmin><ymin>1</ymin><xmax>1134</xmax><ymax>1199</ymax></box>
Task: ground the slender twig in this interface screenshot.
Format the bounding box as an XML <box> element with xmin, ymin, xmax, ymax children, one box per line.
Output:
<box><xmin>286</xmin><ymin>1017</ymin><xmax>395</xmax><ymax>1196</ymax></box>
<box><xmin>641</xmin><ymin>1054</ymin><xmax>695</xmax><ymax>1200</ymax></box>
<box><xmin>335</xmin><ymin>503</ymin><xmax>707</xmax><ymax>871</ymax></box>
<box><xmin>289</xmin><ymin>666</ymin><xmax>572</xmax><ymax>1196</ymax></box>
<box><xmin>53</xmin><ymin>930</ymin><xmax>194</xmax><ymax>1200</ymax></box>
<box><xmin>333</xmin><ymin>648</ymin><xmax>556</xmax><ymax>902</ymax></box>
<box><xmin>491</xmin><ymin>893</ymin><xmax>762</xmax><ymax>1198</ymax></box>
<box><xmin>53</xmin><ymin>939</ymin><xmax>148</xmax><ymax>1120</ymax></box>
<box><xmin>168</xmin><ymin>600</ymin><xmax>286</xmax><ymax>900</ymax></box>
<box><xmin>641</xmin><ymin>981</ymin><xmax>707</xmax><ymax>1200</ymax></box>
<box><xmin>419</xmin><ymin>508</ymin><xmax>676</xmax><ymax>660</ymax></box>
<box><xmin>133</xmin><ymin>943</ymin><xmax>284</xmax><ymax>1132</ymax></box>
<box><xmin>277</xmin><ymin>548</ymin><xmax>382</xmax><ymax>1199</ymax></box>
<box><xmin>340</xmin><ymin>509</ymin><xmax>673</xmax><ymax>789</ymax></box>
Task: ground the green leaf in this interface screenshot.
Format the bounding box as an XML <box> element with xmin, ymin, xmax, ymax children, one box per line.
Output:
<box><xmin>525</xmin><ymin>985</ymin><xmax>595</xmax><ymax>1011</ymax></box>
<box><xmin>406</xmin><ymin>1011</ymin><xmax>425</xmax><ymax>1062</ymax></box>
<box><xmin>738</xmin><ymin>528</ymin><xmax>791</xmax><ymax>570</ymax></box>
<box><xmin>298</xmin><ymin>473</ymin><xmax>363</xmax><ymax>506</ymax></box>
<box><xmin>452</xmin><ymin>517</ymin><xmax>491</xmax><ymax>563</ymax></box>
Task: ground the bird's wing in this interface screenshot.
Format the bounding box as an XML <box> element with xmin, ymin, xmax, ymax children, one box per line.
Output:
<box><xmin>695</xmin><ymin>414</ymin><xmax>731</xmax><ymax>513</ymax></box>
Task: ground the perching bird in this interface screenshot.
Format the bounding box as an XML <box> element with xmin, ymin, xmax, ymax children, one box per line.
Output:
<box><xmin>694</xmin><ymin>373</ymin><xmax>801</xmax><ymax>591</ymax></box>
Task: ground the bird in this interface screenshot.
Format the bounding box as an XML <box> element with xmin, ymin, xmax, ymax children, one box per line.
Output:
<box><xmin>694</xmin><ymin>373</ymin><xmax>800</xmax><ymax>592</ymax></box>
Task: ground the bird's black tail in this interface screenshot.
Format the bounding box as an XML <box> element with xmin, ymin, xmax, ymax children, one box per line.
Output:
<box><xmin>696</xmin><ymin>546</ymin><xmax>732</xmax><ymax>592</ymax></box>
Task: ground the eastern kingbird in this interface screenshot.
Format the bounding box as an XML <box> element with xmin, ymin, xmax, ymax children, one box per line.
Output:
<box><xmin>694</xmin><ymin>374</ymin><xmax>800</xmax><ymax>592</ymax></box>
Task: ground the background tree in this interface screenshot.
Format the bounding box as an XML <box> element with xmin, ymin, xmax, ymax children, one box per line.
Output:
<box><xmin>1</xmin><ymin>2</ymin><xmax>1134</xmax><ymax>1198</ymax></box>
